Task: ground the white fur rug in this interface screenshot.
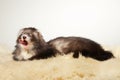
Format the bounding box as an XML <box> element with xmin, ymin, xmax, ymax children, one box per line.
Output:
<box><xmin>0</xmin><ymin>45</ymin><xmax>120</xmax><ymax>80</ymax></box>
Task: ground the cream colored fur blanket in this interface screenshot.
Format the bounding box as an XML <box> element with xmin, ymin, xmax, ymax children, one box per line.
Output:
<box><xmin>0</xmin><ymin>45</ymin><xmax>120</xmax><ymax>80</ymax></box>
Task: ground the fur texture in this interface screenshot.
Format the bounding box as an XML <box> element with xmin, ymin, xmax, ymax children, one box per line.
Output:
<box><xmin>12</xmin><ymin>27</ymin><xmax>55</xmax><ymax>61</ymax></box>
<box><xmin>47</xmin><ymin>37</ymin><xmax>114</xmax><ymax>61</ymax></box>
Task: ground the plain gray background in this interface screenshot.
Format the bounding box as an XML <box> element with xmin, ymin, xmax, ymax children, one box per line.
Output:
<box><xmin>0</xmin><ymin>0</ymin><xmax>120</xmax><ymax>49</ymax></box>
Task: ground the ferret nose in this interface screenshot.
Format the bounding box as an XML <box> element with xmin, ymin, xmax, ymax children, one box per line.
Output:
<box><xmin>23</xmin><ymin>36</ymin><xmax>26</xmax><ymax>39</ymax></box>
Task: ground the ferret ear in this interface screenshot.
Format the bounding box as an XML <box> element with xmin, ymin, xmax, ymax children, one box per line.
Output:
<box><xmin>33</xmin><ymin>31</ymin><xmax>42</xmax><ymax>40</ymax></box>
<box><xmin>33</xmin><ymin>31</ymin><xmax>46</xmax><ymax>43</ymax></box>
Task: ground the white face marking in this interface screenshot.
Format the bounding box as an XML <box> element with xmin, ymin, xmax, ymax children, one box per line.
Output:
<box><xmin>15</xmin><ymin>49</ymin><xmax>35</xmax><ymax>60</ymax></box>
<box><xmin>21</xmin><ymin>50</ymin><xmax>35</xmax><ymax>60</ymax></box>
<box><xmin>18</xmin><ymin>40</ymin><xmax>35</xmax><ymax>60</ymax></box>
<box><xmin>19</xmin><ymin>33</ymin><xmax>34</xmax><ymax>50</ymax></box>
<box><xmin>53</xmin><ymin>40</ymin><xmax>69</xmax><ymax>53</ymax></box>
<box><xmin>21</xmin><ymin>34</ymin><xmax>31</xmax><ymax>42</ymax></box>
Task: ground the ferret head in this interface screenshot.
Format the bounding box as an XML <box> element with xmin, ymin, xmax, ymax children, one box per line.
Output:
<box><xmin>17</xmin><ymin>27</ymin><xmax>46</xmax><ymax>48</ymax></box>
<box><xmin>13</xmin><ymin>27</ymin><xmax>46</xmax><ymax>61</ymax></box>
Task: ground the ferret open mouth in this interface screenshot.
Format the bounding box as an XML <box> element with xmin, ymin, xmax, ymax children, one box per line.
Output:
<box><xmin>19</xmin><ymin>39</ymin><xmax>28</xmax><ymax>46</ymax></box>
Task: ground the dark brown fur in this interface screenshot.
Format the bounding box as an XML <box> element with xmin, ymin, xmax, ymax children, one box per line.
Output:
<box><xmin>47</xmin><ymin>37</ymin><xmax>114</xmax><ymax>61</ymax></box>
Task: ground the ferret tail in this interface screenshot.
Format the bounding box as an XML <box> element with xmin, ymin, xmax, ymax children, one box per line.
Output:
<box><xmin>96</xmin><ymin>51</ymin><xmax>114</xmax><ymax>61</ymax></box>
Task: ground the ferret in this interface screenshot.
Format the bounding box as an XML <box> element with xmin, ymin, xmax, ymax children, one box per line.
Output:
<box><xmin>47</xmin><ymin>36</ymin><xmax>114</xmax><ymax>61</ymax></box>
<box><xmin>12</xmin><ymin>27</ymin><xmax>55</xmax><ymax>61</ymax></box>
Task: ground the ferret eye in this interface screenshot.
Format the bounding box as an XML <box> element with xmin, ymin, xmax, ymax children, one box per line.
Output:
<box><xmin>28</xmin><ymin>33</ymin><xmax>32</xmax><ymax>36</ymax></box>
<box><xmin>22</xmin><ymin>32</ymin><xmax>26</xmax><ymax>35</ymax></box>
